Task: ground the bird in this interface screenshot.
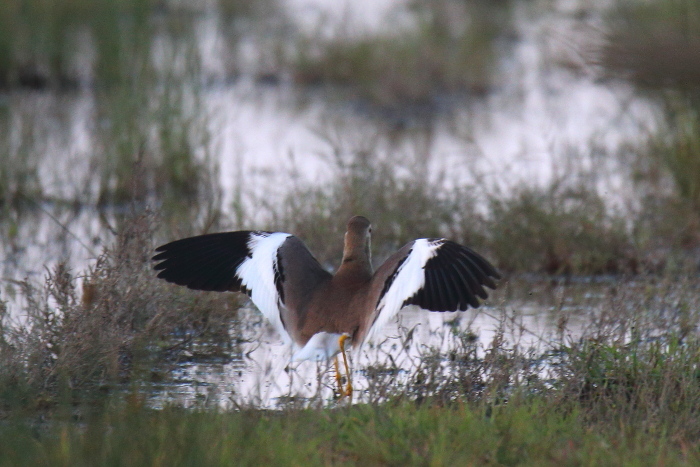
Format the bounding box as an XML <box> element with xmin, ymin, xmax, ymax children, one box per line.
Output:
<box><xmin>152</xmin><ymin>215</ymin><xmax>500</xmax><ymax>398</ymax></box>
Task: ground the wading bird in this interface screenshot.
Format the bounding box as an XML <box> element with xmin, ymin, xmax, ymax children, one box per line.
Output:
<box><xmin>153</xmin><ymin>216</ymin><xmax>500</xmax><ymax>398</ymax></box>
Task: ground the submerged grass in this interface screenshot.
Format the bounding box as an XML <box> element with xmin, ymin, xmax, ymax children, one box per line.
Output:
<box><xmin>92</xmin><ymin>61</ymin><xmax>222</xmax><ymax>219</ymax></box>
<box><xmin>0</xmin><ymin>11</ymin><xmax>222</xmax><ymax>221</ymax></box>
<box><xmin>0</xmin><ymin>0</ymin><xmax>279</xmax><ymax>89</ymax></box>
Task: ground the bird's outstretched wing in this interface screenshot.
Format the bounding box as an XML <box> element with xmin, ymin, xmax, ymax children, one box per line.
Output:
<box><xmin>364</xmin><ymin>239</ymin><xmax>500</xmax><ymax>343</ymax></box>
<box><xmin>153</xmin><ymin>231</ymin><xmax>332</xmax><ymax>343</ymax></box>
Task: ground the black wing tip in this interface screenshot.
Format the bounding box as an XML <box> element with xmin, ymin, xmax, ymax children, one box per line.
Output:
<box><xmin>405</xmin><ymin>239</ymin><xmax>501</xmax><ymax>312</ymax></box>
<box><xmin>482</xmin><ymin>276</ymin><xmax>498</xmax><ymax>290</ymax></box>
<box><xmin>152</xmin><ymin>250</ymin><xmax>169</xmax><ymax>263</ymax></box>
<box><xmin>452</xmin><ymin>243</ymin><xmax>501</xmax><ymax>285</ymax></box>
<box><xmin>150</xmin><ymin>231</ymin><xmax>261</xmax><ymax>292</ymax></box>
<box><xmin>485</xmin><ymin>266</ymin><xmax>502</xmax><ymax>282</ymax></box>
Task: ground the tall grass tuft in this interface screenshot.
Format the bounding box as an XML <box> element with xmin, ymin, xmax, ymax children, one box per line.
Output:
<box><xmin>0</xmin><ymin>209</ymin><xmax>239</xmax><ymax>414</ymax></box>
<box><xmin>487</xmin><ymin>183</ymin><xmax>635</xmax><ymax>274</ymax></box>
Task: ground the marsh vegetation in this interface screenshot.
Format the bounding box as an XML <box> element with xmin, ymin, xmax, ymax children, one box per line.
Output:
<box><xmin>2</xmin><ymin>0</ymin><xmax>700</xmax><ymax>463</ymax></box>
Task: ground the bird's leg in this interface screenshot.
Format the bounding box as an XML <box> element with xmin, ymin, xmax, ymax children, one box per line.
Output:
<box><xmin>334</xmin><ymin>356</ymin><xmax>343</xmax><ymax>395</ymax></box>
<box><xmin>338</xmin><ymin>334</ymin><xmax>353</xmax><ymax>398</ymax></box>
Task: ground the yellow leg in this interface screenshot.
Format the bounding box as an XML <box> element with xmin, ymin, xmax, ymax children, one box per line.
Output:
<box><xmin>338</xmin><ymin>334</ymin><xmax>353</xmax><ymax>398</ymax></box>
<box><xmin>334</xmin><ymin>356</ymin><xmax>343</xmax><ymax>394</ymax></box>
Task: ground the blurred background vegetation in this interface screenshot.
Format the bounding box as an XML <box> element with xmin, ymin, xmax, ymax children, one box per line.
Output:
<box><xmin>0</xmin><ymin>0</ymin><xmax>698</xmax><ymax>275</ymax></box>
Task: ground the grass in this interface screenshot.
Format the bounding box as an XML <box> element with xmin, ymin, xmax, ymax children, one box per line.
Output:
<box><xmin>254</xmin><ymin>144</ymin><xmax>462</xmax><ymax>267</ymax></box>
<box><xmin>0</xmin><ymin>7</ymin><xmax>222</xmax><ymax>223</ymax></box>
<box><xmin>92</xmin><ymin>61</ymin><xmax>222</xmax><ymax>219</ymax></box>
<box><xmin>622</xmin><ymin>96</ymin><xmax>700</xmax><ymax>264</ymax></box>
<box><xmin>661</xmin><ymin>107</ymin><xmax>700</xmax><ymax>208</ymax></box>
<box><xmin>0</xmin><ymin>81</ymin><xmax>222</xmax><ymax>232</ymax></box>
<box><xmin>1</xmin><ymin>0</ymin><xmax>698</xmax><ymax>278</ymax></box>
<box><xmin>639</xmin><ymin>100</ymin><xmax>700</xmax><ymax>216</ymax></box>
<box><xmin>0</xmin><ymin>392</ymin><xmax>699</xmax><ymax>465</ymax></box>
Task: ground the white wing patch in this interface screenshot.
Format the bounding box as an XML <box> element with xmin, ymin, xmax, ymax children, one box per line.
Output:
<box><xmin>365</xmin><ymin>239</ymin><xmax>443</xmax><ymax>343</ymax></box>
<box><xmin>236</xmin><ymin>232</ymin><xmax>292</xmax><ymax>344</ymax></box>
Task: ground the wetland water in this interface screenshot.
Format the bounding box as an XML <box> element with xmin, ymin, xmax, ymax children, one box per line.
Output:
<box><xmin>0</xmin><ymin>0</ymin><xmax>669</xmax><ymax>407</ymax></box>
<box><xmin>157</xmin><ymin>299</ymin><xmax>582</xmax><ymax>408</ymax></box>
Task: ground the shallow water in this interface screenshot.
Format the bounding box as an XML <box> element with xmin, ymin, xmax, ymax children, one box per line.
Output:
<box><xmin>151</xmin><ymin>301</ymin><xmax>580</xmax><ymax>408</ymax></box>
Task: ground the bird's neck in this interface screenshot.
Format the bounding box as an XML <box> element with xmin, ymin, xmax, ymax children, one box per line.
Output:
<box><xmin>337</xmin><ymin>240</ymin><xmax>373</xmax><ymax>282</ymax></box>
